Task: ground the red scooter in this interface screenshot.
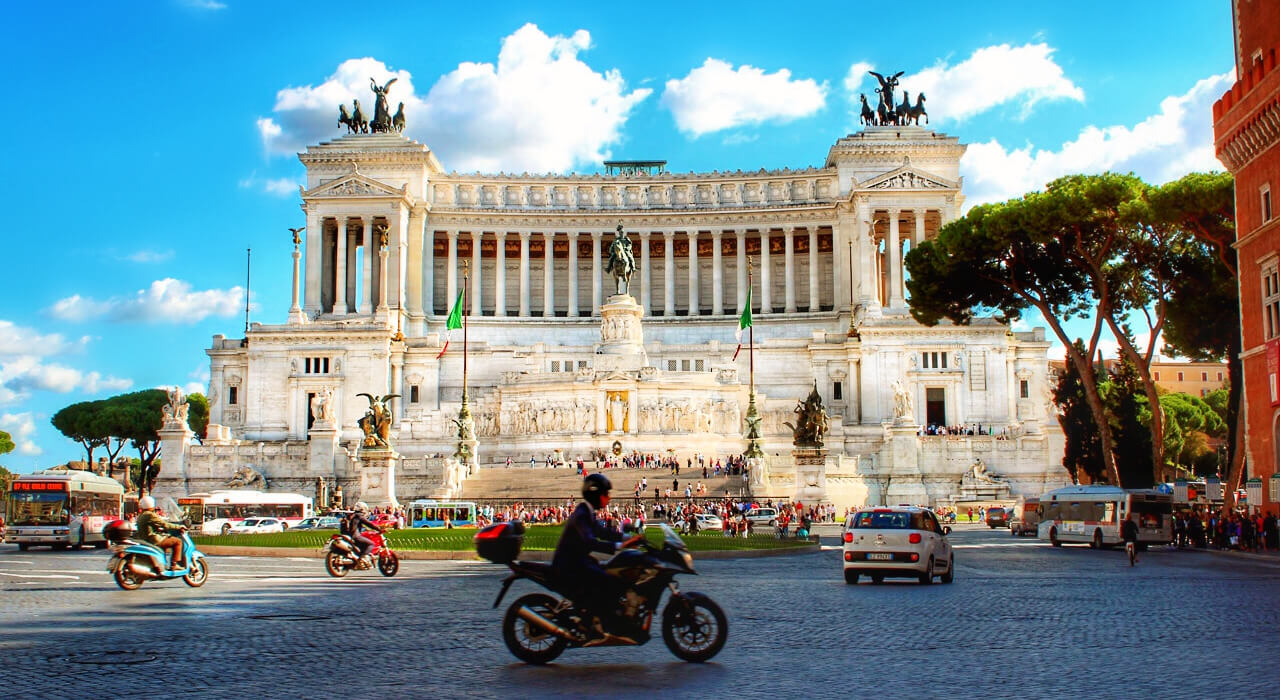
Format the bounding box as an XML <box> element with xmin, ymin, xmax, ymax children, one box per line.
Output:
<box><xmin>324</xmin><ymin>530</ymin><xmax>399</xmax><ymax>577</ymax></box>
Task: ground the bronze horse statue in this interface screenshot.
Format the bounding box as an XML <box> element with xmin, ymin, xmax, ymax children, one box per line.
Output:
<box><xmin>392</xmin><ymin>102</ymin><xmax>406</xmax><ymax>133</ymax></box>
<box><xmin>859</xmin><ymin>94</ymin><xmax>875</xmax><ymax>126</ymax></box>
<box><xmin>906</xmin><ymin>93</ymin><xmax>928</xmax><ymax>125</ymax></box>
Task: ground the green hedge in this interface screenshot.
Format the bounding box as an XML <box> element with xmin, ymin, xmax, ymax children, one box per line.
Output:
<box><xmin>193</xmin><ymin>525</ymin><xmax>814</xmax><ymax>552</ymax></box>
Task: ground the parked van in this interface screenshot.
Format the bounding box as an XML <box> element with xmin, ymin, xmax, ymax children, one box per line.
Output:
<box><xmin>1008</xmin><ymin>498</ymin><xmax>1041</xmax><ymax>537</ymax></box>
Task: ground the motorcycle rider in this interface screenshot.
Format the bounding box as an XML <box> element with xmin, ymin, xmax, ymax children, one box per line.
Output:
<box><xmin>135</xmin><ymin>495</ymin><xmax>185</xmax><ymax>570</ymax></box>
<box><xmin>342</xmin><ymin>502</ymin><xmax>385</xmax><ymax>567</ymax></box>
<box><xmin>552</xmin><ymin>473</ymin><xmax>644</xmax><ymax>636</ymax></box>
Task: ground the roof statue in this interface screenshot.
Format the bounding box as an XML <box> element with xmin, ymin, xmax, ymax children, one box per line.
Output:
<box><xmin>337</xmin><ymin>78</ymin><xmax>405</xmax><ymax>135</ymax></box>
<box><xmin>605</xmin><ymin>224</ymin><xmax>636</xmax><ymax>296</ymax></box>
<box><xmin>860</xmin><ymin>70</ymin><xmax>927</xmax><ymax>127</ymax></box>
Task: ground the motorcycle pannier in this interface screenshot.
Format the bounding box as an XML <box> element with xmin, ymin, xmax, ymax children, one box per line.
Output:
<box><xmin>103</xmin><ymin>519</ymin><xmax>133</xmax><ymax>544</ymax></box>
<box><xmin>474</xmin><ymin>520</ymin><xmax>525</xmax><ymax>563</ymax></box>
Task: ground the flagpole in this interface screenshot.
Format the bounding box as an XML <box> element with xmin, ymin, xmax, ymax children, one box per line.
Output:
<box><xmin>462</xmin><ymin>259</ymin><xmax>469</xmax><ymax>401</ymax></box>
<box><xmin>744</xmin><ymin>256</ymin><xmax>763</xmax><ymax>465</ymax></box>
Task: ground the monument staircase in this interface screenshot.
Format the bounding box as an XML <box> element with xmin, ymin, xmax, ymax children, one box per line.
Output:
<box><xmin>456</xmin><ymin>466</ymin><xmax>746</xmax><ymax>501</ymax></box>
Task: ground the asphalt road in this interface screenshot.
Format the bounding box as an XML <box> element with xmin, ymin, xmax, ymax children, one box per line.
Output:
<box><xmin>1</xmin><ymin>526</ymin><xmax>1277</xmax><ymax>698</ymax></box>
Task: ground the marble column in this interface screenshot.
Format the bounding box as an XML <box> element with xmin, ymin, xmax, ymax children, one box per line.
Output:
<box><xmin>518</xmin><ymin>230</ymin><xmax>531</xmax><ymax>317</ymax></box>
<box><xmin>427</xmin><ymin>222</ymin><xmax>437</xmax><ymax>316</ymax></box>
<box><xmin>567</xmin><ymin>231</ymin><xmax>579</xmax><ymax>317</ymax></box>
<box><xmin>687</xmin><ymin>229</ymin><xmax>700</xmax><ymax>315</ymax></box>
<box><xmin>808</xmin><ymin>226</ymin><xmax>820</xmax><ymax>312</ymax></box>
<box><xmin>303</xmin><ymin>210</ymin><xmax>322</xmax><ymax>316</ymax></box>
<box><xmin>446</xmin><ymin>230</ymin><xmax>459</xmax><ymax>312</ymax></box>
<box><xmin>640</xmin><ymin>232</ymin><xmax>652</xmax><ymax>315</ymax></box>
<box><xmin>858</xmin><ymin>204</ymin><xmax>878</xmax><ymax>310</ymax></box>
<box><xmin>914</xmin><ymin>209</ymin><xmax>926</xmax><ymax>246</ymax></box>
<box><xmin>760</xmin><ymin>228</ymin><xmax>772</xmax><ymax>313</ymax></box>
<box><xmin>290</xmin><ymin>229</ymin><xmax>305</xmax><ymax>324</ymax></box>
<box><xmin>360</xmin><ymin>219</ymin><xmax>373</xmax><ymax>314</ymax></box>
<box><xmin>471</xmin><ymin>231</ymin><xmax>483</xmax><ymax>316</ymax></box>
<box><xmin>711</xmin><ymin>231</ymin><xmax>724</xmax><ymax>315</ymax></box>
<box><xmin>493</xmin><ymin>231</ymin><xmax>506</xmax><ymax>317</ymax></box>
<box><xmin>783</xmin><ymin>225</ymin><xmax>797</xmax><ymax>313</ymax></box>
<box><xmin>335</xmin><ymin>219</ymin><xmax>349</xmax><ymax>313</ymax></box>
<box><xmin>591</xmin><ymin>231</ymin><xmax>602</xmax><ymax>313</ymax></box>
<box><xmin>543</xmin><ymin>232</ymin><xmax>555</xmax><ymax>318</ymax></box>
<box><xmin>888</xmin><ymin>209</ymin><xmax>904</xmax><ymax>308</ymax></box>
<box><xmin>663</xmin><ymin>230</ymin><xmax>676</xmax><ymax>316</ymax></box>
<box><xmin>735</xmin><ymin>230</ymin><xmax>746</xmax><ymax>313</ymax></box>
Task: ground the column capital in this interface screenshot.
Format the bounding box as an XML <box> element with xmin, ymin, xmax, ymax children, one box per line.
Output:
<box><xmin>591</xmin><ymin>230</ymin><xmax>604</xmax><ymax>240</ymax></box>
<box><xmin>518</xmin><ymin>230</ymin><xmax>532</xmax><ymax>241</ymax></box>
<box><xmin>566</xmin><ymin>230</ymin><xmax>579</xmax><ymax>239</ymax></box>
<box><xmin>447</xmin><ymin>229</ymin><xmax>460</xmax><ymax>239</ymax></box>
<box><xmin>888</xmin><ymin>206</ymin><xmax>902</xmax><ymax>216</ymax></box>
<box><xmin>663</xmin><ymin>229</ymin><xmax>676</xmax><ymax>239</ymax></box>
<box><xmin>711</xmin><ymin>230</ymin><xmax>724</xmax><ymax>239</ymax></box>
<box><xmin>784</xmin><ymin>225</ymin><xmax>796</xmax><ymax>233</ymax></box>
<box><xmin>686</xmin><ymin>229</ymin><xmax>699</xmax><ymax>238</ymax></box>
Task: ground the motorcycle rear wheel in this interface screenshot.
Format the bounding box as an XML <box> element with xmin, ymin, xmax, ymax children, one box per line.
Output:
<box><xmin>325</xmin><ymin>551</ymin><xmax>351</xmax><ymax>578</ymax></box>
<box><xmin>502</xmin><ymin>593</ymin><xmax>568</xmax><ymax>665</ymax></box>
<box><xmin>184</xmin><ymin>558</ymin><xmax>209</xmax><ymax>587</ymax></box>
<box><xmin>662</xmin><ymin>593</ymin><xmax>728</xmax><ymax>662</ymax></box>
<box><xmin>378</xmin><ymin>551</ymin><xmax>399</xmax><ymax>577</ymax></box>
<box><xmin>113</xmin><ymin>556</ymin><xmax>144</xmax><ymax>590</ymax></box>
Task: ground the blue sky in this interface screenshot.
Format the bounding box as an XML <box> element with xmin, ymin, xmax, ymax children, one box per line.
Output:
<box><xmin>0</xmin><ymin>1</ymin><xmax>1235</xmax><ymax>470</ymax></box>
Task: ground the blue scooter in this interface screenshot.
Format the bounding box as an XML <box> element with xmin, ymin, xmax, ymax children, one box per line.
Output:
<box><xmin>105</xmin><ymin>521</ymin><xmax>209</xmax><ymax>590</ymax></box>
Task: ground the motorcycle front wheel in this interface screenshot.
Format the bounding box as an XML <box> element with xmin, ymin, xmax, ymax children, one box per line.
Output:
<box><xmin>502</xmin><ymin>593</ymin><xmax>568</xmax><ymax>665</ymax></box>
<box><xmin>183</xmin><ymin>558</ymin><xmax>209</xmax><ymax>587</ymax></box>
<box><xmin>325</xmin><ymin>551</ymin><xmax>351</xmax><ymax>578</ymax></box>
<box><xmin>662</xmin><ymin>593</ymin><xmax>728</xmax><ymax>662</ymax></box>
<box><xmin>113</xmin><ymin>556</ymin><xmax>144</xmax><ymax>590</ymax></box>
<box><xmin>378</xmin><ymin>551</ymin><xmax>399</xmax><ymax>577</ymax></box>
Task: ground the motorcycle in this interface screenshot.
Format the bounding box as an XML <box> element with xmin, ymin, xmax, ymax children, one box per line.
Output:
<box><xmin>477</xmin><ymin>521</ymin><xmax>728</xmax><ymax>665</ymax></box>
<box><xmin>104</xmin><ymin>520</ymin><xmax>209</xmax><ymax>591</ymax></box>
<box><xmin>324</xmin><ymin>530</ymin><xmax>399</xmax><ymax>577</ymax></box>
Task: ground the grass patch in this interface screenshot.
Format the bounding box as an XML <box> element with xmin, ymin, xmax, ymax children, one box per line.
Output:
<box><xmin>193</xmin><ymin>525</ymin><xmax>815</xmax><ymax>553</ymax></box>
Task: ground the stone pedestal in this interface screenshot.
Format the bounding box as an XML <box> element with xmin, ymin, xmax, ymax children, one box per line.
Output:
<box><xmin>884</xmin><ymin>423</ymin><xmax>929</xmax><ymax>505</ymax></box>
<box><xmin>308</xmin><ymin>421</ymin><xmax>341</xmax><ymax>477</ymax></box>
<box><xmin>357</xmin><ymin>448</ymin><xmax>399</xmax><ymax>508</ymax></box>
<box><xmin>156</xmin><ymin>421</ymin><xmax>195</xmax><ymax>497</ymax></box>
<box><xmin>599</xmin><ymin>294</ymin><xmax>647</xmax><ymax>366</ymax></box>
<box><xmin>793</xmin><ymin>447</ymin><xmax>828</xmax><ymax>504</ymax></box>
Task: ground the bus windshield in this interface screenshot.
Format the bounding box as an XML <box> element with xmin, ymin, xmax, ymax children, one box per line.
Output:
<box><xmin>9</xmin><ymin>492</ymin><xmax>70</xmax><ymax>526</ymax></box>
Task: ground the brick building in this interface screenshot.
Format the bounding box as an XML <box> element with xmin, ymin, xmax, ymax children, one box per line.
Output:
<box><xmin>1213</xmin><ymin>0</ymin><xmax>1280</xmax><ymax>512</ymax></box>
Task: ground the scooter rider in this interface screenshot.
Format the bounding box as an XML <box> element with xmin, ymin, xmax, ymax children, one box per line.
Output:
<box><xmin>135</xmin><ymin>495</ymin><xmax>185</xmax><ymax>570</ymax></box>
<box><xmin>343</xmin><ymin>502</ymin><xmax>385</xmax><ymax>566</ymax></box>
<box><xmin>552</xmin><ymin>474</ymin><xmax>644</xmax><ymax>634</ymax></box>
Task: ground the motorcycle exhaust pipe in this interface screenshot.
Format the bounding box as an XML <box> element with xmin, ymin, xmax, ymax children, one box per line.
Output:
<box><xmin>128</xmin><ymin>559</ymin><xmax>155</xmax><ymax>577</ymax></box>
<box><xmin>515</xmin><ymin>606</ymin><xmax>578</xmax><ymax>642</ymax></box>
<box><xmin>331</xmin><ymin>539</ymin><xmax>354</xmax><ymax>554</ymax></box>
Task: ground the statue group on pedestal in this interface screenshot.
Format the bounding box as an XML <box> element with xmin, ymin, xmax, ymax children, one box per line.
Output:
<box><xmin>605</xmin><ymin>224</ymin><xmax>636</xmax><ymax>295</ymax></box>
<box><xmin>859</xmin><ymin>70</ymin><xmax>928</xmax><ymax>127</ymax></box>
<box><xmin>786</xmin><ymin>384</ymin><xmax>829</xmax><ymax>449</ymax></box>
<box><xmin>357</xmin><ymin>393</ymin><xmax>398</xmax><ymax>449</ymax></box>
<box><xmin>338</xmin><ymin>78</ymin><xmax>406</xmax><ymax>134</ymax></box>
<box><xmin>162</xmin><ymin>386</ymin><xmax>189</xmax><ymax>427</ymax></box>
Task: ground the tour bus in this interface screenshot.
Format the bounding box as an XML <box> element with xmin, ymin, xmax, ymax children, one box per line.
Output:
<box><xmin>178</xmin><ymin>490</ymin><xmax>313</xmax><ymax>535</ymax></box>
<box><xmin>1037</xmin><ymin>485</ymin><xmax>1173</xmax><ymax>548</ymax></box>
<box><xmin>406</xmin><ymin>499</ymin><xmax>477</xmax><ymax>528</ymax></box>
<box><xmin>5</xmin><ymin>469</ymin><xmax>124</xmax><ymax>550</ymax></box>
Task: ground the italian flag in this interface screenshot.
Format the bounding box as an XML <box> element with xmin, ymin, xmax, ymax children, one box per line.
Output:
<box><xmin>436</xmin><ymin>288</ymin><xmax>465</xmax><ymax>359</ymax></box>
<box><xmin>732</xmin><ymin>288</ymin><xmax>752</xmax><ymax>361</ymax></box>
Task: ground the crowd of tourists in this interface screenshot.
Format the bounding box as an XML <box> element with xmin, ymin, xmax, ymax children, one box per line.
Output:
<box><xmin>1174</xmin><ymin>510</ymin><xmax>1280</xmax><ymax>551</ymax></box>
<box><xmin>918</xmin><ymin>423</ymin><xmax>1024</xmax><ymax>439</ymax></box>
<box><xmin>504</xmin><ymin>451</ymin><xmax>752</xmax><ymax>479</ymax></box>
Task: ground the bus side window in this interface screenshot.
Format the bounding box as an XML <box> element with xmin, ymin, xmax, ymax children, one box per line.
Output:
<box><xmin>1103</xmin><ymin>502</ymin><xmax>1116</xmax><ymax>523</ymax></box>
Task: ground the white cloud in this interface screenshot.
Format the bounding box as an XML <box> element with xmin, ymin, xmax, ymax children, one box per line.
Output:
<box><xmin>661</xmin><ymin>58</ymin><xmax>827</xmax><ymax>136</ymax></box>
<box><xmin>901</xmin><ymin>43</ymin><xmax>1083</xmax><ymax>123</ymax></box>
<box><xmin>125</xmin><ymin>249</ymin><xmax>174</xmax><ymax>264</ymax></box>
<box><xmin>843</xmin><ymin>61</ymin><xmax>875</xmax><ymax>97</ymax></box>
<box><xmin>0</xmin><ymin>321</ymin><xmax>89</xmax><ymax>357</ymax></box>
<box><xmin>48</xmin><ymin>278</ymin><xmax>244</xmax><ymax>324</ymax></box>
<box><xmin>0</xmin><ymin>320</ymin><xmax>132</xmax><ymax>405</ymax></box>
<box><xmin>960</xmin><ymin>71</ymin><xmax>1233</xmax><ymax>207</ymax></box>
<box><xmin>180</xmin><ymin>0</ymin><xmax>226</xmax><ymax>10</ymax></box>
<box><xmin>0</xmin><ymin>412</ymin><xmax>42</xmax><ymax>456</ymax></box>
<box><xmin>238</xmin><ymin>172</ymin><xmax>301</xmax><ymax>197</ymax></box>
<box><xmin>258</xmin><ymin>24</ymin><xmax>651</xmax><ymax>173</ymax></box>
<box><xmin>182</xmin><ymin>382</ymin><xmax>206</xmax><ymax>396</ymax></box>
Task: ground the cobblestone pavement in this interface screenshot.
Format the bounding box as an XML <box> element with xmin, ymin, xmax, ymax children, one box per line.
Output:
<box><xmin>2</xmin><ymin>526</ymin><xmax>1278</xmax><ymax>699</ymax></box>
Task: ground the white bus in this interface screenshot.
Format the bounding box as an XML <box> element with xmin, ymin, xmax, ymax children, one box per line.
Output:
<box><xmin>178</xmin><ymin>490</ymin><xmax>313</xmax><ymax>535</ymax></box>
<box><xmin>5</xmin><ymin>469</ymin><xmax>124</xmax><ymax>550</ymax></box>
<box><xmin>1038</xmin><ymin>485</ymin><xmax>1173</xmax><ymax>548</ymax></box>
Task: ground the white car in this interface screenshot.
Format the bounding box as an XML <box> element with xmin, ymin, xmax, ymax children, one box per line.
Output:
<box><xmin>842</xmin><ymin>506</ymin><xmax>954</xmax><ymax>585</ymax></box>
<box><xmin>229</xmin><ymin>518</ymin><xmax>285</xmax><ymax>534</ymax></box>
<box><xmin>744</xmin><ymin>508</ymin><xmax>779</xmax><ymax>526</ymax></box>
<box><xmin>690</xmin><ymin>513</ymin><xmax>723</xmax><ymax>531</ymax></box>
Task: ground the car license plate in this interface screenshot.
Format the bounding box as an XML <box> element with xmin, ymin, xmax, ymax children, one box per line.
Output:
<box><xmin>867</xmin><ymin>552</ymin><xmax>892</xmax><ymax>561</ymax></box>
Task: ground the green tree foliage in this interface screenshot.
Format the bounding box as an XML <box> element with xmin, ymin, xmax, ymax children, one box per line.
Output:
<box><xmin>0</xmin><ymin>429</ymin><xmax>14</xmax><ymax>457</ymax></box>
<box><xmin>1102</xmin><ymin>360</ymin><xmax>1155</xmax><ymax>488</ymax></box>
<box><xmin>1052</xmin><ymin>340</ymin><xmax>1105</xmax><ymax>483</ymax></box>
<box><xmin>51</xmin><ymin>400</ymin><xmax>108</xmax><ymax>465</ymax></box>
<box><xmin>187</xmin><ymin>392</ymin><xmax>209</xmax><ymax>442</ymax></box>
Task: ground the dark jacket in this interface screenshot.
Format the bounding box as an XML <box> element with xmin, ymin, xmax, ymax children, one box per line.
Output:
<box><xmin>552</xmin><ymin>502</ymin><xmax>623</xmax><ymax>573</ymax></box>
<box><xmin>342</xmin><ymin>512</ymin><xmax>381</xmax><ymax>537</ymax></box>
<box><xmin>136</xmin><ymin>511</ymin><xmax>180</xmax><ymax>545</ymax></box>
<box><xmin>1121</xmin><ymin>518</ymin><xmax>1139</xmax><ymax>543</ymax></box>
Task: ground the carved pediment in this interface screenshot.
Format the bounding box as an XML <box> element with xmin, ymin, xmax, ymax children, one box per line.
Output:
<box><xmin>859</xmin><ymin>166</ymin><xmax>956</xmax><ymax>191</ymax></box>
<box><xmin>304</xmin><ymin>173</ymin><xmax>406</xmax><ymax>199</ymax></box>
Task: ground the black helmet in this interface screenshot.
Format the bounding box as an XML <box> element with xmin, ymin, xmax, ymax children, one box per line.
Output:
<box><xmin>582</xmin><ymin>473</ymin><xmax>613</xmax><ymax>507</ymax></box>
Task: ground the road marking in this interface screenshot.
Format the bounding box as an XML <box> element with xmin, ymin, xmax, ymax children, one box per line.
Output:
<box><xmin>0</xmin><ymin>572</ymin><xmax>81</xmax><ymax>579</ymax></box>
